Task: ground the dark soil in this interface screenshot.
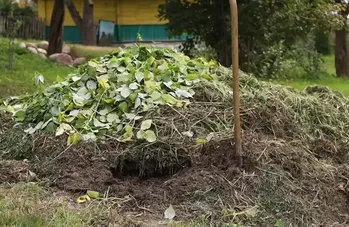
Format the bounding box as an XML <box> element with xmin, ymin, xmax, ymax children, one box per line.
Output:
<box><xmin>1</xmin><ymin>112</ymin><xmax>349</xmax><ymax>226</ymax></box>
<box><xmin>1</xmin><ymin>133</ymin><xmax>344</xmax><ymax>226</ymax></box>
<box><xmin>0</xmin><ymin>160</ymin><xmax>34</xmax><ymax>184</ymax></box>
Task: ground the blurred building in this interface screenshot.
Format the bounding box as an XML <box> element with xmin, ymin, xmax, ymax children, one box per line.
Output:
<box><xmin>37</xmin><ymin>0</ymin><xmax>186</xmax><ymax>43</ymax></box>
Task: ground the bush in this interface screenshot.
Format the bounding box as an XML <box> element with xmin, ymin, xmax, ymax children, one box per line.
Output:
<box><xmin>314</xmin><ymin>30</ymin><xmax>332</xmax><ymax>55</ymax></box>
<box><xmin>0</xmin><ymin>0</ymin><xmax>36</xmax><ymax>17</ymax></box>
<box><xmin>283</xmin><ymin>35</ymin><xmax>327</xmax><ymax>80</ymax></box>
<box><xmin>245</xmin><ymin>34</ymin><xmax>327</xmax><ymax>80</ymax></box>
<box><xmin>184</xmin><ymin>40</ymin><xmax>218</xmax><ymax>61</ymax></box>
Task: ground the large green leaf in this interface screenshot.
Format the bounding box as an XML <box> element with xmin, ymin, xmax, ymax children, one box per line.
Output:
<box><xmin>140</xmin><ymin>119</ymin><xmax>152</xmax><ymax>130</ymax></box>
<box><xmin>144</xmin><ymin>130</ymin><xmax>157</xmax><ymax>142</ymax></box>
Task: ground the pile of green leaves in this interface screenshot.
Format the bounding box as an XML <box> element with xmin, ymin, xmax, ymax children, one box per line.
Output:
<box><xmin>1</xmin><ymin>45</ymin><xmax>218</xmax><ymax>145</ymax></box>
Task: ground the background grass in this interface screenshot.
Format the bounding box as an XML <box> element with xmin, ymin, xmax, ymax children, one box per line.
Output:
<box><xmin>0</xmin><ymin>37</ymin><xmax>118</xmax><ymax>98</ymax></box>
<box><xmin>1</xmin><ymin>36</ymin><xmax>349</xmax><ymax>98</ymax></box>
<box><xmin>0</xmin><ymin>38</ymin><xmax>73</xmax><ymax>97</ymax></box>
<box><xmin>0</xmin><ymin>54</ymin><xmax>73</xmax><ymax>97</ymax></box>
<box><xmin>274</xmin><ymin>55</ymin><xmax>349</xmax><ymax>96</ymax></box>
<box><xmin>0</xmin><ymin>183</ymin><xmax>100</xmax><ymax>227</ymax></box>
<box><xmin>70</xmin><ymin>44</ymin><xmax>117</xmax><ymax>60</ymax></box>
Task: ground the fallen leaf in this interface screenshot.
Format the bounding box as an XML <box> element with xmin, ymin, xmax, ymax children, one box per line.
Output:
<box><xmin>87</xmin><ymin>190</ymin><xmax>100</xmax><ymax>199</ymax></box>
<box><xmin>164</xmin><ymin>204</ymin><xmax>176</xmax><ymax>220</ymax></box>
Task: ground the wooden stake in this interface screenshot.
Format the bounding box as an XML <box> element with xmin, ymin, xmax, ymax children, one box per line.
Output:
<box><xmin>229</xmin><ymin>0</ymin><xmax>243</xmax><ymax>167</ymax></box>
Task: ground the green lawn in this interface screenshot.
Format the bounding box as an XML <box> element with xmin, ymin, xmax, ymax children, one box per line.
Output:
<box><xmin>276</xmin><ymin>55</ymin><xmax>349</xmax><ymax>96</ymax></box>
<box><xmin>0</xmin><ymin>55</ymin><xmax>73</xmax><ymax>97</ymax></box>
<box><xmin>323</xmin><ymin>55</ymin><xmax>336</xmax><ymax>76</ymax></box>
<box><xmin>0</xmin><ymin>37</ymin><xmax>120</xmax><ymax>98</ymax></box>
<box><xmin>1</xmin><ymin>35</ymin><xmax>349</xmax><ymax>98</ymax></box>
<box><xmin>0</xmin><ymin>39</ymin><xmax>73</xmax><ymax>98</ymax></box>
<box><xmin>0</xmin><ymin>182</ymin><xmax>105</xmax><ymax>227</ymax></box>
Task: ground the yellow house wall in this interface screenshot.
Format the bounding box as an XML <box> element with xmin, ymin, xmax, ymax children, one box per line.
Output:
<box><xmin>38</xmin><ymin>0</ymin><xmax>166</xmax><ymax>26</ymax></box>
<box><xmin>38</xmin><ymin>0</ymin><xmax>116</xmax><ymax>26</ymax></box>
<box><xmin>118</xmin><ymin>0</ymin><xmax>165</xmax><ymax>25</ymax></box>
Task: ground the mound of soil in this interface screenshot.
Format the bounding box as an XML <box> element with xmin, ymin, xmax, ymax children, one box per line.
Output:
<box><xmin>0</xmin><ymin>160</ymin><xmax>35</xmax><ymax>183</ymax></box>
<box><xmin>1</xmin><ymin>126</ymin><xmax>346</xmax><ymax>226</ymax></box>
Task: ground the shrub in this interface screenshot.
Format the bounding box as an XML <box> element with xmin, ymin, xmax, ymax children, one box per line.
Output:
<box><xmin>314</xmin><ymin>30</ymin><xmax>332</xmax><ymax>55</ymax></box>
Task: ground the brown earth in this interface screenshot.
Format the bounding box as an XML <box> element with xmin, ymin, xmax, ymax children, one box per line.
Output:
<box><xmin>1</xmin><ymin>112</ymin><xmax>349</xmax><ymax>226</ymax></box>
<box><xmin>0</xmin><ymin>160</ymin><xmax>34</xmax><ymax>184</ymax></box>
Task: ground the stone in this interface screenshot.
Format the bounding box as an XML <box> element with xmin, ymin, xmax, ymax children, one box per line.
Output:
<box><xmin>62</xmin><ymin>46</ymin><xmax>71</xmax><ymax>54</ymax></box>
<box><xmin>55</xmin><ymin>53</ymin><xmax>74</xmax><ymax>66</ymax></box>
<box><xmin>36</xmin><ymin>41</ymin><xmax>49</xmax><ymax>51</ymax></box>
<box><xmin>19</xmin><ymin>42</ymin><xmax>26</xmax><ymax>48</ymax></box>
<box><xmin>49</xmin><ymin>53</ymin><xmax>61</xmax><ymax>61</ymax></box>
<box><xmin>26</xmin><ymin>43</ymin><xmax>37</xmax><ymax>49</ymax></box>
<box><xmin>27</xmin><ymin>47</ymin><xmax>38</xmax><ymax>54</ymax></box>
<box><xmin>73</xmin><ymin>57</ymin><xmax>86</xmax><ymax>67</ymax></box>
<box><xmin>37</xmin><ymin>48</ymin><xmax>47</xmax><ymax>55</ymax></box>
<box><xmin>39</xmin><ymin>53</ymin><xmax>47</xmax><ymax>59</ymax></box>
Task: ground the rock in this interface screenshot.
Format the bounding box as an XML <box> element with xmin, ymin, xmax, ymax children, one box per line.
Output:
<box><xmin>49</xmin><ymin>53</ymin><xmax>61</xmax><ymax>61</ymax></box>
<box><xmin>27</xmin><ymin>47</ymin><xmax>38</xmax><ymax>54</ymax></box>
<box><xmin>39</xmin><ymin>53</ymin><xmax>47</xmax><ymax>59</ymax></box>
<box><xmin>19</xmin><ymin>42</ymin><xmax>26</xmax><ymax>48</ymax></box>
<box><xmin>73</xmin><ymin>57</ymin><xmax>86</xmax><ymax>67</ymax></box>
<box><xmin>26</xmin><ymin>43</ymin><xmax>37</xmax><ymax>49</ymax></box>
<box><xmin>37</xmin><ymin>48</ymin><xmax>47</xmax><ymax>55</ymax></box>
<box><xmin>55</xmin><ymin>53</ymin><xmax>73</xmax><ymax>66</ymax></box>
<box><xmin>62</xmin><ymin>46</ymin><xmax>71</xmax><ymax>54</ymax></box>
<box><xmin>36</xmin><ymin>41</ymin><xmax>49</xmax><ymax>51</ymax></box>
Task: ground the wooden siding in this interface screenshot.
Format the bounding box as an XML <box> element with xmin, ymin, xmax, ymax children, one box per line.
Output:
<box><xmin>118</xmin><ymin>0</ymin><xmax>165</xmax><ymax>25</ymax></box>
<box><xmin>38</xmin><ymin>0</ymin><xmax>116</xmax><ymax>26</ymax></box>
<box><xmin>38</xmin><ymin>0</ymin><xmax>166</xmax><ymax>26</ymax></box>
<box><xmin>37</xmin><ymin>0</ymin><xmax>184</xmax><ymax>42</ymax></box>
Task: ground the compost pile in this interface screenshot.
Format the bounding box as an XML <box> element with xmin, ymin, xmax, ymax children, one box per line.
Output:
<box><xmin>2</xmin><ymin>45</ymin><xmax>349</xmax><ymax>226</ymax></box>
<box><xmin>3</xmin><ymin>45</ymin><xmax>349</xmax><ymax>147</ymax></box>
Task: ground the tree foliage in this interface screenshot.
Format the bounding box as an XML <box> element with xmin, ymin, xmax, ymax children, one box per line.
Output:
<box><xmin>0</xmin><ymin>0</ymin><xmax>36</xmax><ymax>17</ymax></box>
<box><xmin>158</xmin><ymin>0</ymin><xmax>343</xmax><ymax>77</ymax></box>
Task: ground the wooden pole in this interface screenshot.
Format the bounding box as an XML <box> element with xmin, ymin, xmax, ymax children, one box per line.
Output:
<box><xmin>229</xmin><ymin>0</ymin><xmax>243</xmax><ymax>167</ymax></box>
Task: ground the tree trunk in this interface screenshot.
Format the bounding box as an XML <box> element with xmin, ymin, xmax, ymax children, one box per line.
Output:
<box><xmin>335</xmin><ymin>28</ymin><xmax>348</xmax><ymax>76</ymax></box>
<box><xmin>218</xmin><ymin>46</ymin><xmax>232</xmax><ymax>67</ymax></box>
<box><xmin>66</xmin><ymin>0</ymin><xmax>96</xmax><ymax>46</ymax></box>
<box><xmin>81</xmin><ymin>0</ymin><xmax>96</xmax><ymax>45</ymax></box>
<box><xmin>215</xmin><ymin>0</ymin><xmax>231</xmax><ymax>67</ymax></box>
<box><xmin>47</xmin><ymin>0</ymin><xmax>65</xmax><ymax>56</ymax></box>
<box><xmin>335</xmin><ymin>0</ymin><xmax>349</xmax><ymax>77</ymax></box>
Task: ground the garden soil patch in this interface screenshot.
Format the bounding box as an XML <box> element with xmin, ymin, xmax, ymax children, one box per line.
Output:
<box><xmin>1</xmin><ymin>126</ymin><xmax>347</xmax><ymax>226</ymax></box>
<box><xmin>0</xmin><ymin>160</ymin><xmax>34</xmax><ymax>184</ymax></box>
